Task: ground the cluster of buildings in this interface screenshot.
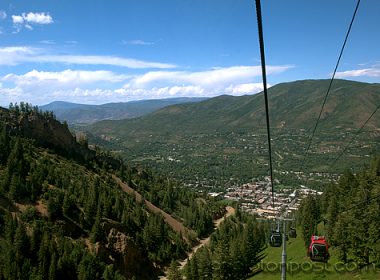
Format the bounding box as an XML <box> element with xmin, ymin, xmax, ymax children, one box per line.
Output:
<box><xmin>209</xmin><ymin>177</ymin><xmax>323</xmax><ymax>219</ymax></box>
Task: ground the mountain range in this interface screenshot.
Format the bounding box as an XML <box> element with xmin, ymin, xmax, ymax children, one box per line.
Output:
<box><xmin>40</xmin><ymin>97</ymin><xmax>207</xmax><ymax>124</ymax></box>
<box><xmin>87</xmin><ymin>79</ymin><xmax>380</xmax><ymax>137</ymax></box>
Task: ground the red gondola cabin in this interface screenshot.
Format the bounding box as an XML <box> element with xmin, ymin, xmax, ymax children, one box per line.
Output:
<box><xmin>308</xmin><ymin>236</ymin><xmax>329</xmax><ymax>262</ymax></box>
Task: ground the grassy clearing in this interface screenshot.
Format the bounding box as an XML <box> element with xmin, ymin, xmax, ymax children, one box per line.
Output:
<box><xmin>249</xmin><ymin>228</ymin><xmax>379</xmax><ymax>280</ymax></box>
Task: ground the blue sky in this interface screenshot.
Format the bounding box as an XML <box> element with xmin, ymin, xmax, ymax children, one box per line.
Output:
<box><xmin>0</xmin><ymin>0</ymin><xmax>379</xmax><ymax>105</ymax></box>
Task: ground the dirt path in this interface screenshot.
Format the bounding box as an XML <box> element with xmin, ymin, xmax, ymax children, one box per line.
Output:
<box><xmin>177</xmin><ymin>206</ymin><xmax>235</xmax><ymax>269</ymax></box>
<box><xmin>159</xmin><ymin>206</ymin><xmax>235</xmax><ymax>279</ymax></box>
<box><xmin>113</xmin><ymin>175</ymin><xmax>192</xmax><ymax>237</ymax></box>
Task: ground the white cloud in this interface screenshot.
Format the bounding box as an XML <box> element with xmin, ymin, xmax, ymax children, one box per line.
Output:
<box><xmin>0</xmin><ymin>86</ymin><xmax>24</xmax><ymax>105</ymax></box>
<box><xmin>125</xmin><ymin>40</ymin><xmax>155</xmax><ymax>46</ymax></box>
<box><xmin>0</xmin><ymin>64</ymin><xmax>291</xmax><ymax>105</ymax></box>
<box><xmin>25</xmin><ymin>24</ymin><xmax>33</xmax><ymax>30</ymax></box>
<box><xmin>0</xmin><ymin>46</ymin><xmax>37</xmax><ymax>65</ymax></box>
<box><xmin>0</xmin><ymin>70</ymin><xmax>130</xmax><ymax>105</ymax></box>
<box><xmin>35</xmin><ymin>55</ymin><xmax>176</xmax><ymax>69</ymax></box>
<box><xmin>12</xmin><ymin>12</ymin><xmax>53</xmax><ymax>25</ymax></box>
<box><xmin>12</xmin><ymin>15</ymin><xmax>24</xmax><ymax>24</ymax></box>
<box><xmin>0</xmin><ymin>10</ymin><xmax>7</xmax><ymax>20</ymax></box>
<box><xmin>116</xmin><ymin>85</ymin><xmax>205</xmax><ymax>99</ymax></box>
<box><xmin>0</xmin><ymin>46</ymin><xmax>176</xmax><ymax>69</ymax></box>
<box><xmin>335</xmin><ymin>68</ymin><xmax>380</xmax><ymax>78</ymax></box>
<box><xmin>132</xmin><ymin>65</ymin><xmax>291</xmax><ymax>87</ymax></box>
<box><xmin>113</xmin><ymin>66</ymin><xmax>289</xmax><ymax>100</ymax></box>
<box><xmin>23</xmin><ymin>12</ymin><xmax>53</xmax><ymax>24</ymax></box>
<box><xmin>2</xmin><ymin>69</ymin><xmax>129</xmax><ymax>87</ymax></box>
<box><xmin>12</xmin><ymin>12</ymin><xmax>53</xmax><ymax>32</ymax></box>
<box><xmin>225</xmin><ymin>83</ymin><xmax>266</xmax><ymax>95</ymax></box>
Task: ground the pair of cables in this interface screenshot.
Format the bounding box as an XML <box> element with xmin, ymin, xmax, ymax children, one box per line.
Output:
<box><xmin>255</xmin><ymin>0</ymin><xmax>370</xmax><ymax>191</ymax></box>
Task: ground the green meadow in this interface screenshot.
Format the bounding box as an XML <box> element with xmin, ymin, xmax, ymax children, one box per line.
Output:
<box><xmin>249</xmin><ymin>228</ymin><xmax>379</xmax><ymax>280</ymax></box>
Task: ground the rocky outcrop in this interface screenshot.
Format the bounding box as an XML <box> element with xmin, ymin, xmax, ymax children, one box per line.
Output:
<box><xmin>95</xmin><ymin>225</ymin><xmax>158</xmax><ymax>280</ymax></box>
<box><xmin>18</xmin><ymin>114</ymin><xmax>95</xmax><ymax>161</ymax></box>
<box><xmin>1</xmin><ymin>108</ymin><xmax>121</xmax><ymax>168</ymax></box>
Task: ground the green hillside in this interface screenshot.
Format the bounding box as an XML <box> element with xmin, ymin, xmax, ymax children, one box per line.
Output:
<box><xmin>88</xmin><ymin>79</ymin><xmax>380</xmax><ymax>136</ymax></box>
<box><xmin>84</xmin><ymin>79</ymin><xmax>380</xmax><ymax>189</ymax></box>
<box><xmin>0</xmin><ymin>104</ymin><xmax>232</xmax><ymax>279</ymax></box>
<box><xmin>249</xmin><ymin>227</ymin><xmax>379</xmax><ymax>280</ymax></box>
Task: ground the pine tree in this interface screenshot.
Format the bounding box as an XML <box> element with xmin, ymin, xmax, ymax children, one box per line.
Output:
<box><xmin>77</xmin><ymin>253</ymin><xmax>100</xmax><ymax>280</ymax></box>
<box><xmin>325</xmin><ymin>196</ymin><xmax>338</xmax><ymax>237</ymax></box>
<box><xmin>14</xmin><ymin>222</ymin><xmax>29</xmax><ymax>260</ymax></box>
<box><xmin>84</xmin><ymin>178</ymin><xmax>99</xmax><ymax>224</ymax></box>
<box><xmin>197</xmin><ymin>247</ymin><xmax>212</xmax><ymax>280</ymax></box>
<box><xmin>230</xmin><ymin>238</ymin><xmax>244</xmax><ymax>279</ymax></box>
<box><xmin>90</xmin><ymin>204</ymin><xmax>103</xmax><ymax>243</ymax></box>
<box><xmin>167</xmin><ymin>260</ymin><xmax>182</xmax><ymax>280</ymax></box>
<box><xmin>30</xmin><ymin>222</ymin><xmax>42</xmax><ymax>256</ymax></box>
<box><xmin>0</xmin><ymin>124</ymin><xmax>10</xmax><ymax>164</ymax></box>
<box><xmin>212</xmin><ymin>238</ymin><xmax>231</xmax><ymax>280</ymax></box>
<box><xmin>48</xmin><ymin>253</ymin><xmax>57</xmax><ymax>280</ymax></box>
<box><xmin>299</xmin><ymin>195</ymin><xmax>320</xmax><ymax>246</ymax></box>
<box><xmin>38</xmin><ymin>232</ymin><xmax>51</xmax><ymax>280</ymax></box>
<box><xmin>9</xmin><ymin>174</ymin><xmax>23</xmax><ymax>201</ymax></box>
<box><xmin>2</xmin><ymin>138</ymin><xmax>29</xmax><ymax>200</ymax></box>
<box><xmin>332</xmin><ymin>213</ymin><xmax>351</xmax><ymax>263</ymax></box>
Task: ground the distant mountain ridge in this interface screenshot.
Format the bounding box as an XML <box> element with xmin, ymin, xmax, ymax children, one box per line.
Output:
<box><xmin>41</xmin><ymin>97</ymin><xmax>208</xmax><ymax>124</ymax></box>
<box><xmin>87</xmin><ymin>79</ymin><xmax>380</xmax><ymax>138</ymax></box>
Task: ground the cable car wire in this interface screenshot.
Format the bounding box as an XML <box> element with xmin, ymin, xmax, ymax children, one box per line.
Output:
<box><xmin>302</xmin><ymin>0</ymin><xmax>361</xmax><ymax>168</ymax></box>
<box><xmin>255</xmin><ymin>0</ymin><xmax>275</xmax><ymax>210</ymax></box>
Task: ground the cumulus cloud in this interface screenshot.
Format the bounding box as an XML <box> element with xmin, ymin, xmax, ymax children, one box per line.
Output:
<box><xmin>12</xmin><ymin>12</ymin><xmax>53</xmax><ymax>25</ymax></box>
<box><xmin>23</xmin><ymin>12</ymin><xmax>53</xmax><ymax>24</ymax></box>
<box><xmin>12</xmin><ymin>12</ymin><xmax>53</xmax><ymax>32</ymax></box>
<box><xmin>116</xmin><ymin>85</ymin><xmax>205</xmax><ymax>100</ymax></box>
<box><xmin>112</xmin><ymin>66</ymin><xmax>289</xmax><ymax>102</ymax></box>
<box><xmin>12</xmin><ymin>15</ymin><xmax>24</xmax><ymax>24</ymax></box>
<box><xmin>0</xmin><ymin>64</ymin><xmax>291</xmax><ymax>105</ymax></box>
<box><xmin>335</xmin><ymin>68</ymin><xmax>380</xmax><ymax>78</ymax></box>
<box><xmin>225</xmin><ymin>83</ymin><xmax>266</xmax><ymax>95</ymax></box>
<box><xmin>0</xmin><ymin>70</ymin><xmax>130</xmax><ymax>105</ymax></box>
<box><xmin>0</xmin><ymin>46</ymin><xmax>176</xmax><ymax>69</ymax></box>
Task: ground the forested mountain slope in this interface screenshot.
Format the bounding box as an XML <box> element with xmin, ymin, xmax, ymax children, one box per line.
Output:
<box><xmin>0</xmin><ymin>104</ymin><xmax>233</xmax><ymax>279</ymax></box>
<box><xmin>88</xmin><ymin>79</ymin><xmax>380</xmax><ymax>138</ymax></box>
